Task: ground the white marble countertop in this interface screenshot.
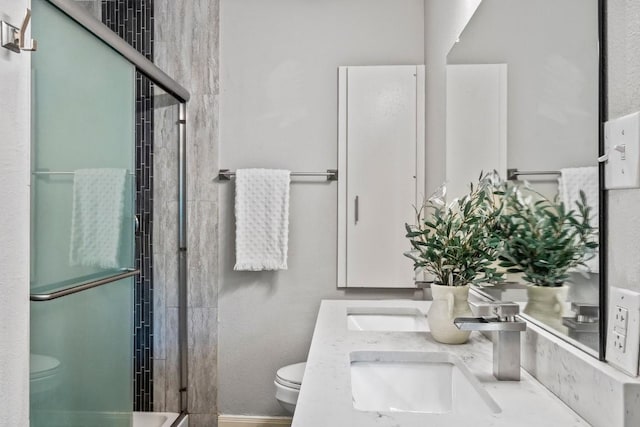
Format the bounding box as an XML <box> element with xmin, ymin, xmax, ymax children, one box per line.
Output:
<box><xmin>291</xmin><ymin>299</ymin><xmax>590</xmax><ymax>427</ymax></box>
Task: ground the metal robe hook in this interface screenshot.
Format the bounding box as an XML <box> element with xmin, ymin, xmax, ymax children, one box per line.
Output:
<box><xmin>1</xmin><ymin>8</ymin><xmax>38</xmax><ymax>53</ymax></box>
<box><xmin>17</xmin><ymin>8</ymin><xmax>37</xmax><ymax>51</ymax></box>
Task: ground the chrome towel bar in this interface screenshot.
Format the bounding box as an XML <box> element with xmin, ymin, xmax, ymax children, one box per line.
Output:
<box><xmin>507</xmin><ymin>168</ymin><xmax>561</xmax><ymax>180</ymax></box>
<box><xmin>218</xmin><ymin>169</ymin><xmax>338</xmax><ymax>181</ymax></box>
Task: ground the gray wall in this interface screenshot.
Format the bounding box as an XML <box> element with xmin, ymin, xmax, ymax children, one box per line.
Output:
<box><xmin>218</xmin><ymin>0</ymin><xmax>423</xmax><ymax>416</ymax></box>
<box><xmin>154</xmin><ymin>1</ymin><xmax>220</xmax><ymax>425</ymax></box>
<box><xmin>0</xmin><ymin>1</ymin><xmax>30</xmax><ymax>424</ymax></box>
<box><xmin>74</xmin><ymin>0</ymin><xmax>100</xmax><ymax>19</ymax></box>
<box><xmin>152</xmin><ymin>93</ymin><xmax>181</xmax><ymax>412</ymax></box>
<box><xmin>607</xmin><ymin>0</ymin><xmax>640</xmax><ymax>295</ymax></box>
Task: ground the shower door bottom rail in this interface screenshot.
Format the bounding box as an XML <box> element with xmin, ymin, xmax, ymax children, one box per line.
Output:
<box><xmin>30</xmin><ymin>268</ymin><xmax>140</xmax><ymax>302</ymax></box>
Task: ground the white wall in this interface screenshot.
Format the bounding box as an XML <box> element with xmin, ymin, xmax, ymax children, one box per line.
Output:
<box><xmin>445</xmin><ymin>63</ymin><xmax>507</xmax><ymax>200</ymax></box>
<box><xmin>218</xmin><ymin>0</ymin><xmax>424</xmax><ymax>415</ymax></box>
<box><xmin>424</xmin><ymin>0</ymin><xmax>482</xmax><ymax>194</ymax></box>
<box><xmin>215</xmin><ymin>0</ymin><xmax>631</xmax><ymax>419</ymax></box>
<box><xmin>0</xmin><ymin>1</ymin><xmax>30</xmax><ymax>424</ymax></box>
<box><xmin>607</xmin><ymin>0</ymin><xmax>640</xmax><ymax>295</ymax></box>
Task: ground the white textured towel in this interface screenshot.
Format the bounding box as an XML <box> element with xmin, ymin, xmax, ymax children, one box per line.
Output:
<box><xmin>558</xmin><ymin>166</ymin><xmax>599</xmax><ymax>273</ymax></box>
<box><xmin>69</xmin><ymin>168</ymin><xmax>127</xmax><ymax>269</ymax></box>
<box><xmin>234</xmin><ymin>168</ymin><xmax>291</xmax><ymax>271</ymax></box>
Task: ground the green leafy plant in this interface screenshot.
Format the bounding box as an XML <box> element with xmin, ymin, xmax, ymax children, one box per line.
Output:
<box><xmin>495</xmin><ymin>185</ymin><xmax>598</xmax><ymax>287</ymax></box>
<box><xmin>404</xmin><ymin>173</ymin><xmax>504</xmax><ymax>287</ymax></box>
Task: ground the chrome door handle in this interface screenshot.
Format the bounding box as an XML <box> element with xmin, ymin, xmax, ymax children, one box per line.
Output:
<box><xmin>355</xmin><ymin>196</ymin><xmax>359</xmax><ymax>224</ymax></box>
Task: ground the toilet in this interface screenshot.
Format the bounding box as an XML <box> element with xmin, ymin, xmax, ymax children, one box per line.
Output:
<box><xmin>274</xmin><ymin>362</ymin><xmax>306</xmax><ymax>414</ymax></box>
<box><xmin>30</xmin><ymin>353</ymin><xmax>62</xmax><ymax>405</ymax></box>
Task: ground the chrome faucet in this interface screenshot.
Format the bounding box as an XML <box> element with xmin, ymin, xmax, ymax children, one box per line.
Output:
<box><xmin>454</xmin><ymin>302</ymin><xmax>527</xmax><ymax>381</ymax></box>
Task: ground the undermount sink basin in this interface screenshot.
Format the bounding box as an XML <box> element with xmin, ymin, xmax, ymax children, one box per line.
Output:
<box><xmin>350</xmin><ymin>351</ymin><xmax>501</xmax><ymax>414</ymax></box>
<box><xmin>346</xmin><ymin>307</ymin><xmax>429</xmax><ymax>332</ymax></box>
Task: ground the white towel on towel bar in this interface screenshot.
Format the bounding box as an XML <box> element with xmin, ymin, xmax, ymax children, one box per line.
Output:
<box><xmin>234</xmin><ymin>168</ymin><xmax>291</xmax><ymax>271</ymax></box>
<box><xmin>558</xmin><ymin>166</ymin><xmax>599</xmax><ymax>273</ymax></box>
<box><xmin>69</xmin><ymin>168</ymin><xmax>127</xmax><ymax>269</ymax></box>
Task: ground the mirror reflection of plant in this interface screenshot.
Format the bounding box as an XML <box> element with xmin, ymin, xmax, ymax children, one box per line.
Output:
<box><xmin>404</xmin><ymin>172</ymin><xmax>504</xmax><ymax>287</ymax></box>
<box><xmin>495</xmin><ymin>184</ymin><xmax>598</xmax><ymax>287</ymax></box>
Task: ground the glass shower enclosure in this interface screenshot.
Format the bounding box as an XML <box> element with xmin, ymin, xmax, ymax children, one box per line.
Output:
<box><xmin>28</xmin><ymin>0</ymin><xmax>189</xmax><ymax>425</ymax></box>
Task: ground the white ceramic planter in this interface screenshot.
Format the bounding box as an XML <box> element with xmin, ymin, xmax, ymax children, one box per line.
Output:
<box><xmin>428</xmin><ymin>284</ymin><xmax>473</xmax><ymax>344</ymax></box>
<box><xmin>523</xmin><ymin>285</ymin><xmax>569</xmax><ymax>331</ymax></box>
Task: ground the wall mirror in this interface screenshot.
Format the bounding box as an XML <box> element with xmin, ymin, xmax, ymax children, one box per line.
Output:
<box><xmin>445</xmin><ymin>0</ymin><xmax>605</xmax><ymax>357</ymax></box>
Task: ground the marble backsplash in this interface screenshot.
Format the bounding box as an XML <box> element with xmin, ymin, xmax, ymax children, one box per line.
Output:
<box><xmin>522</xmin><ymin>322</ymin><xmax>640</xmax><ymax>427</ymax></box>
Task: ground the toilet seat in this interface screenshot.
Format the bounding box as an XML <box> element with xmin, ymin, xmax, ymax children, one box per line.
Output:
<box><xmin>30</xmin><ymin>353</ymin><xmax>62</xmax><ymax>399</ymax></box>
<box><xmin>275</xmin><ymin>362</ymin><xmax>306</xmax><ymax>390</ymax></box>
<box><xmin>275</xmin><ymin>362</ymin><xmax>306</xmax><ymax>414</ymax></box>
<box><xmin>30</xmin><ymin>354</ymin><xmax>61</xmax><ymax>380</ymax></box>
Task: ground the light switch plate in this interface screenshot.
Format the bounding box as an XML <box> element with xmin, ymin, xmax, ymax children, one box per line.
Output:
<box><xmin>604</xmin><ymin>112</ymin><xmax>640</xmax><ymax>189</ymax></box>
<box><xmin>606</xmin><ymin>287</ymin><xmax>640</xmax><ymax>376</ymax></box>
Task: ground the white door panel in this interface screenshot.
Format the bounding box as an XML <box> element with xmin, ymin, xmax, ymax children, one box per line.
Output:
<box><xmin>446</xmin><ymin>64</ymin><xmax>507</xmax><ymax>200</ymax></box>
<box><xmin>338</xmin><ymin>65</ymin><xmax>425</xmax><ymax>288</ymax></box>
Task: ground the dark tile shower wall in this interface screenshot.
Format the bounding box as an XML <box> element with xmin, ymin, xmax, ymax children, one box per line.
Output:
<box><xmin>101</xmin><ymin>0</ymin><xmax>155</xmax><ymax>411</ymax></box>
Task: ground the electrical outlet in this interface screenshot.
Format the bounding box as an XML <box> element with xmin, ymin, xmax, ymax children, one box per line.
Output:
<box><xmin>612</xmin><ymin>331</ymin><xmax>626</xmax><ymax>352</ymax></box>
<box><xmin>613</xmin><ymin>306</ymin><xmax>629</xmax><ymax>334</ymax></box>
<box><xmin>606</xmin><ymin>287</ymin><xmax>640</xmax><ymax>376</ymax></box>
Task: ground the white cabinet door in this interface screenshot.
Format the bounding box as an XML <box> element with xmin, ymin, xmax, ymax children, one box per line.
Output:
<box><xmin>338</xmin><ymin>65</ymin><xmax>425</xmax><ymax>288</ymax></box>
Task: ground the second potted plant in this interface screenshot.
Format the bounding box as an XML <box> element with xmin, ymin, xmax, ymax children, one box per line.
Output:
<box><xmin>495</xmin><ymin>186</ymin><xmax>598</xmax><ymax>329</ymax></box>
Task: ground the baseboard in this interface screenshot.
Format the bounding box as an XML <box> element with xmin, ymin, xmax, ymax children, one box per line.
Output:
<box><xmin>218</xmin><ymin>415</ymin><xmax>292</xmax><ymax>427</ymax></box>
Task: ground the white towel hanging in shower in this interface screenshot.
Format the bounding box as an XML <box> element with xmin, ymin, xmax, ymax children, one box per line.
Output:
<box><xmin>234</xmin><ymin>168</ymin><xmax>291</xmax><ymax>271</ymax></box>
<box><xmin>69</xmin><ymin>168</ymin><xmax>127</xmax><ymax>269</ymax></box>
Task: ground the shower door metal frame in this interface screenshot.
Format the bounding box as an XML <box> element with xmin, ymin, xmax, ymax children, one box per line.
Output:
<box><xmin>30</xmin><ymin>0</ymin><xmax>192</xmax><ymax>420</ymax></box>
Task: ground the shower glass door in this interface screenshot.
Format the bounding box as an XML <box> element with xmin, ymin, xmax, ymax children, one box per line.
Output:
<box><xmin>30</xmin><ymin>0</ymin><xmax>135</xmax><ymax>425</ymax></box>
